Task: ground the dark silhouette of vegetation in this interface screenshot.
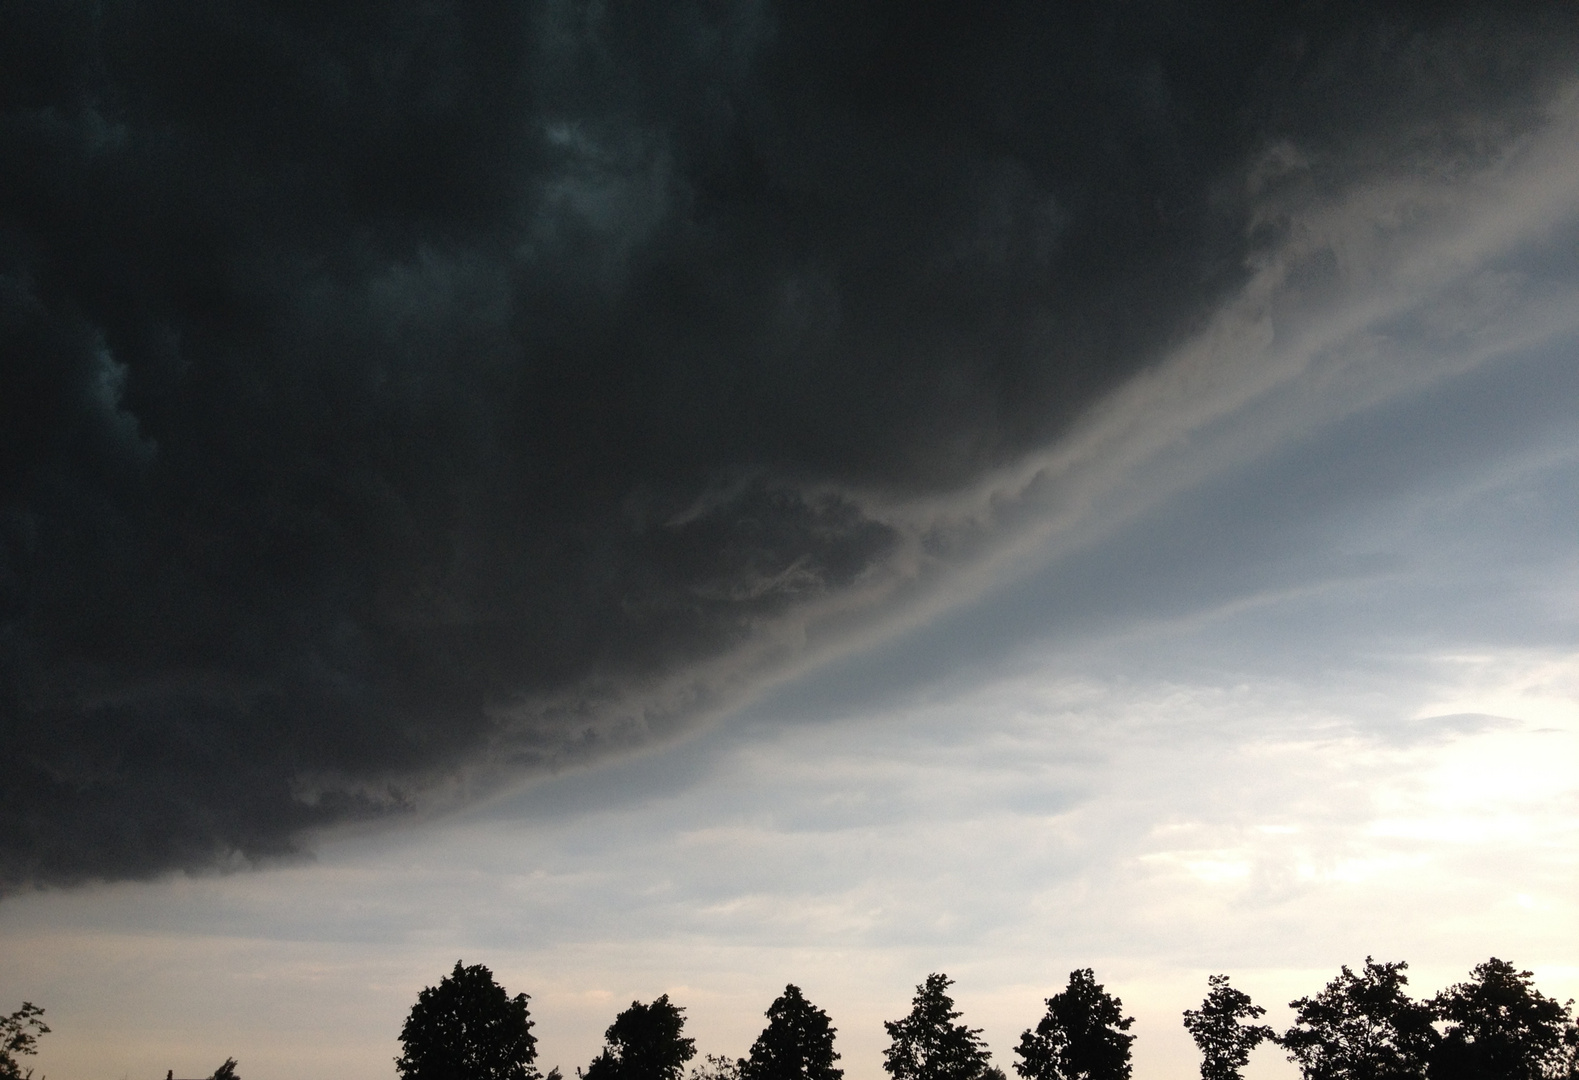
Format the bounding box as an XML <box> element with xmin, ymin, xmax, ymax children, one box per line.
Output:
<box><xmin>883</xmin><ymin>974</ymin><xmax>996</xmax><ymax>1080</ymax></box>
<box><xmin>1014</xmin><ymin>969</ymin><xmax>1135</xmax><ymax>1080</ymax></box>
<box><xmin>1183</xmin><ymin>976</ymin><xmax>1275</xmax><ymax>1080</ymax></box>
<box><xmin>210</xmin><ymin>1059</ymin><xmax>240</xmax><ymax>1080</ymax></box>
<box><xmin>376</xmin><ymin>953</ymin><xmax>1579</xmax><ymax>1080</ymax></box>
<box><xmin>1428</xmin><ymin>958</ymin><xmax>1579</xmax><ymax>1080</ymax></box>
<box><xmin>582</xmin><ymin>996</ymin><xmax>696</xmax><ymax>1080</ymax></box>
<box><xmin>741</xmin><ymin>985</ymin><xmax>843</xmax><ymax>1080</ymax></box>
<box><xmin>0</xmin><ymin>1003</ymin><xmax>48</xmax><ymax>1080</ymax></box>
<box><xmin>1281</xmin><ymin>958</ymin><xmax>1436</xmax><ymax>1080</ymax></box>
<box><xmin>397</xmin><ymin>961</ymin><xmax>539</xmax><ymax>1080</ymax></box>
<box><xmin>689</xmin><ymin>1055</ymin><xmax>742</xmax><ymax>1080</ymax></box>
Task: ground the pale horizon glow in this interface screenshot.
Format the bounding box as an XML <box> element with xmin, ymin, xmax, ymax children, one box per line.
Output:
<box><xmin>5</xmin><ymin>636</ymin><xmax>1577</xmax><ymax>1080</ymax></box>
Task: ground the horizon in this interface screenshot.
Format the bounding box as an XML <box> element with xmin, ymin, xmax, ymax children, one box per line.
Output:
<box><xmin>3</xmin><ymin>3</ymin><xmax>1578</xmax><ymax>1077</ymax></box>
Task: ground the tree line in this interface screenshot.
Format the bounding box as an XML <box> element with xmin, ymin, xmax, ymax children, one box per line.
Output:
<box><xmin>4</xmin><ymin>956</ymin><xmax>1574</xmax><ymax>1080</ymax></box>
<box><xmin>394</xmin><ymin>956</ymin><xmax>1579</xmax><ymax>1080</ymax></box>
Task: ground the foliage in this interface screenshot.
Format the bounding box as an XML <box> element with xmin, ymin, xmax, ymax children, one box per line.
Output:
<box><xmin>1182</xmin><ymin>975</ymin><xmax>1275</xmax><ymax>1080</ymax></box>
<box><xmin>741</xmin><ymin>985</ymin><xmax>842</xmax><ymax>1080</ymax></box>
<box><xmin>0</xmin><ymin>1003</ymin><xmax>48</xmax><ymax>1080</ymax></box>
<box><xmin>1429</xmin><ymin>958</ymin><xmax>1579</xmax><ymax>1080</ymax></box>
<box><xmin>1281</xmin><ymin>958</ymin><xmax>1436</xmax><ymax>1080</ymax></box>
<box><xmin>379</xmin><ymin>954</ymin><xmax>1579</xmax><ymax>1080</ymax></box>
<box><xmin>211</xmin><ymin>1059</ymin><xmax>240</xmax><ymax>1080</ymax></box>
<box><xmin>883</xmin><ymin>974</ymin><xmax>995</xmax><ymax>1080</ymax></box>
<box><xmin>581</xmin><ymin>995</ymin><xmax>696</xmax><ymax>1080</ymax></box>
<box><xmin>396</xmin><ymin>961</ymin><xmax>539</xmax><ymax>1080</ymax></box>
<box><xmin>1014</xmin><ymin>969</ymin><xmax>1135</xmax><ymax>1080</ymax></box>
<box><xmin>689</xmin><ymin>1055</ymin><xmax>743</xmax><ymax>1080</ymax></box>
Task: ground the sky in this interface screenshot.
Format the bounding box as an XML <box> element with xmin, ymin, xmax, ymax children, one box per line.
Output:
<box><xmin>3</xmin><ymin>2</ymin><xmax>1579</xmax><ymax>1078</ymax></box>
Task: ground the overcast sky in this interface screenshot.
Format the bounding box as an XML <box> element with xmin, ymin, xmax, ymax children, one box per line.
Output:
<box><xmin>3</xmin><ymin>3</ymin><xmax>1579</xmax><ymax>1079</ymax></box>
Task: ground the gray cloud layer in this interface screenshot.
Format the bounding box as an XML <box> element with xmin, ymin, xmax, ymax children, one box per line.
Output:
<box><xmin>3</xmin><ymin>0</ymin><xmax>1575</xmax><ymax>888</ymax></box>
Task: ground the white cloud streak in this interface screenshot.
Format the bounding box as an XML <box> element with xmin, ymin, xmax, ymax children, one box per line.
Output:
<box><xmin>482</xmin><ymin>80</ymin><xmax>1579</xmax><ymax>780</ymax></box>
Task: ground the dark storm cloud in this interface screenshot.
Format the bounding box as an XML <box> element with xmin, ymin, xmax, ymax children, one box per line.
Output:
<box><xmin>2</xmin><ymin>0</ymin><xmax>1574</xmax><ymax>888</ymax></box>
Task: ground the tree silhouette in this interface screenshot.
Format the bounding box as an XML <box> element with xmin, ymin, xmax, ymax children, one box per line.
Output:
<box><xmin>883</xmin><ymin>974</ymin><xmax>996</xmax><ymax>1080</ymax></box>
<box><xmin>210</xmin><ymin>1059</ymin><xmax>240</xmax><ymax>1080</ymax></box>
<box><xmin>582</xmin><ymin>995</ymin><xmax>697</xmax><ymax>1080</ymax></box>
<box><xmin>0</xmin><ymin>1002</ymin><xmax>49</xmax><ymax>1080</ymax></box>
<box><xmin>741</xmin><ymin>985</ymin><xmax>843</xmax><ymax>1080</ymax></box>
<box><xmin>396</xmin><ymin>961</ymin><xmax>539</xmax><ymax>1080</ymax></box>
<box><xmin>1281</xmin><ymin>958</ymin><xmax>1436</xmax><ymax>1080</ymax></box>
<box><xmin>689</xmin><ymin>1055</ymin><xmax>742</xmax><ymax>1080</ymax></box>
<box><xmin>1014</xmin><ymin>969</ymin><xmax>1135</xmax><ymax>1080</ymax></box>
<box><xmin>1429</xmin><ymin>958</ymin><xmax>1579</xmax><ymax>1080</ymax></box>
<box><xmin>1183</xmin><ymin>975</ymin><xmax>1275</xmax><ymax>1080</ymax></box>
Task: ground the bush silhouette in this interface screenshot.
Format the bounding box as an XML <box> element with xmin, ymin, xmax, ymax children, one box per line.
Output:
<box><xmin>0</xmin><ymin>1003</ymin><xmax>49</xmax><ymax>1080</ymax></box>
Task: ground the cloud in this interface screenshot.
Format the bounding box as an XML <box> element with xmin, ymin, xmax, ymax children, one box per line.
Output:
<box><xmin>7</xmin><ymin>625</ymin><xmax>1576</xmax><ymax>1080</ymax></box>
<box><xmin>4</xmin><ymin>1</ymin><xmax>1579</xmax><ymax>888</ymax></box>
